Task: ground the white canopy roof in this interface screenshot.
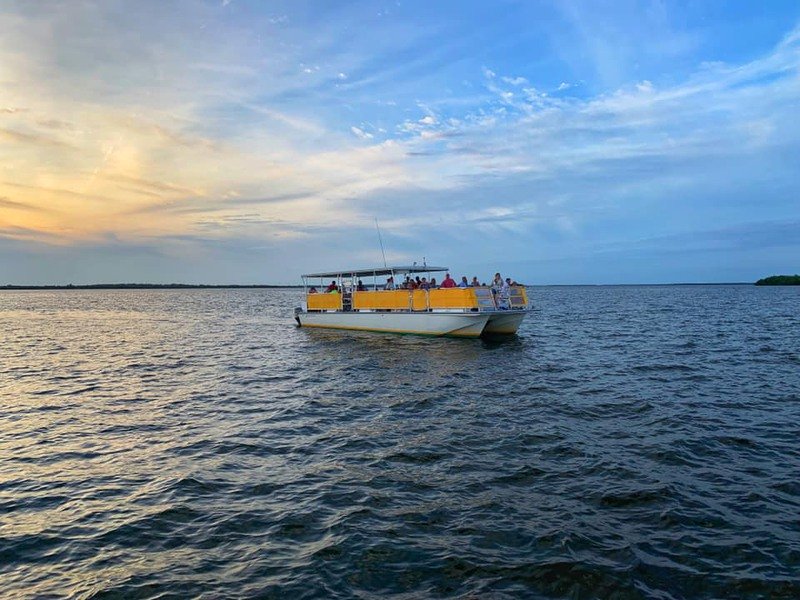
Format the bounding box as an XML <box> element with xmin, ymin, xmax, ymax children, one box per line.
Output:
<box><xmin>303</xmin><ymin>265</ymin><xmax>449</xmax><ymax>278</ymax></box>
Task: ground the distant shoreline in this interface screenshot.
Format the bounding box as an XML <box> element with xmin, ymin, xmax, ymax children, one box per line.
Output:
<box><xmin>754</xmin><ymin>275</ymin><xmax>800</xmax><ymax>286</ymax></box>
<box><xmin>1</xmin><ymin>284</ymin><xmax>303</xmax><ymax>290</ymax></box>
<box><xmin>0</xmin><ymin>282</ymin><xmax>758</xmax><ymax>290</ymax></box>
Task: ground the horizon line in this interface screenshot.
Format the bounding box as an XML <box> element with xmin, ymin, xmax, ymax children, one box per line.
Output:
<box><xmin>0</xmin><ymin>282</ymin><xmax>762</xmax><ymax>290</ymax></box>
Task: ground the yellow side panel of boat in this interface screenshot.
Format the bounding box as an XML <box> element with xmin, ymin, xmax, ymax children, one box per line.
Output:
<box><xmin>352</xmin><ymin>289</ymin><xmax>480</xmax><ymax>310</ymax></box>
<box><xmin>428</xmin><ymin>289</ymin><xmax>478</xmax><ymax>309</ymax></box>
<box><xmin>352</xmin><ymin>290</ymin><xmax>411</xmax><ymax>310</ymax></box>
<box><xmin>509</xmin><ymin>287</ymin><xmax>528</xmax><ymax>308</ymax></box>
<box><xmin>411</xmin><ymin>290</ymin><xmax>428</xmax><ymax>311</ymax></box>
<box><xmin>307</xmin><ymin>288</ymin><xmax>526</xmax><ymax>312</ymax></box>
<box><xmin>307</xmin><ymin>293</ymin><xmax>342</xmax><ymax>310</ymax></box>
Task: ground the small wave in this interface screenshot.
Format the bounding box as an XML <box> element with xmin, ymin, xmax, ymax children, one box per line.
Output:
<box><xmin>598</xmin><ymin>485</ymin><xmax>672</xmax><ymax>508</ymax></box>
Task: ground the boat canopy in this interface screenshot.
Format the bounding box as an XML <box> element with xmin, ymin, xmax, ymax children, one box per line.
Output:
<box><xmin>303</xmin><ymin>265</ymin><xmax>449</xmax><ymax>278</ymax></box>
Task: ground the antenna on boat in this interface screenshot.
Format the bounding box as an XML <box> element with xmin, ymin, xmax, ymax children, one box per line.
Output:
<box><xmin>375</xmin><ymin>218</ymin><xmax>388</xmax><ymax>268</ymax></box>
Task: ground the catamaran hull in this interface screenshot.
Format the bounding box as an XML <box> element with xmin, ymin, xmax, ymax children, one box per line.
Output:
<box><xmin>483</xmin><ymin>310</ymin><xmax>528</xmax><ymax>336</ymax></box>
<box><xmin>296</xmin><ymin>311</ymin><xmax>491</xmax><ymax>338</ymax></box>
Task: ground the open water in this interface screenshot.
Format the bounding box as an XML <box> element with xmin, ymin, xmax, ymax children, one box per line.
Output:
<box><xmin>1</xmin><ymin>285</ymin><xmax>799</xmax><ymax>599</ymax></box>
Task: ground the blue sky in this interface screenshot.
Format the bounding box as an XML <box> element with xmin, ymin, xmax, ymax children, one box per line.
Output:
<box><xmin>0</xmin><ymin>0</ymin><xmax>798</xmax><ymax>284</ymax></box>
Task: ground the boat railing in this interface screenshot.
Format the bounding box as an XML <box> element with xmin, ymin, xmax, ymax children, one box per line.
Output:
<box><xmin>307</xmin><ymin>292</ymin><xmax>342</xmax><ymax>311</ymax></box>
<box><xmin>508</xmin><ymin>287</ymin><xmax>527</xmax><ymax>309</ymax></box>
<box><xmin>351</xmin><ymin>290</ymin><xmax>410</xmax><ymax>311</ymax></box>
<box><xmin>307</xmin><ymin>287</ymin><xmax>528</xmax><ymax>312</ymax></box>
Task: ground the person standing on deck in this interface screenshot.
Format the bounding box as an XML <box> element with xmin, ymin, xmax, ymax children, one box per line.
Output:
<box><xmin>491</xmin><ymin>273</ymin><xmax>503</xmax><ymax>307</ymax></box>
<box><xmin>441</xmin><ymin>273</ymin><xmax>456</xmax><ymax>288</ymax></box>
<box><xmin>497</xmin><ymin>277</ymin><xmax>511</xmax><ymax>309</ymax></box>
<box><xmin>458</xmin><ymin>276</ymin><xmax>469</xmax><ymax>288</ymax></box>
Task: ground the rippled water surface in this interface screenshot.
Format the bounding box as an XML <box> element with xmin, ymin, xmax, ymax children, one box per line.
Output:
<box><xmin>2</xmin><ymin>286</ymin><xmax>799</xmax><ymax>599</ymax></box>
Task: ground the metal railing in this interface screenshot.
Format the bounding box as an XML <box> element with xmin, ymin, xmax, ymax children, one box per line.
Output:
<box><xmin>307</xmin><ymin>287</ymin><xmax>528</xmax><ymax>312</ymax></box>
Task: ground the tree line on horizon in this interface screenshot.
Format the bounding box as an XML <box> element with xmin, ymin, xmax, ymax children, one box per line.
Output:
<box><xmin>1</xmin><ymin>283</ymin><xmax>303</xmax><ymax>290</ymax></box>
<box><xmin>754</xmin><ymin>275</ymin><xmax>800</xmax><ymax>286</ymax></box>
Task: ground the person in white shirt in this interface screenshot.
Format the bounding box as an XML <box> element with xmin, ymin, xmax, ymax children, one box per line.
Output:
<box><xmin>499</xmin><ymin>277</ymin><xmax>511</xmax><ymax>308</ymax></box>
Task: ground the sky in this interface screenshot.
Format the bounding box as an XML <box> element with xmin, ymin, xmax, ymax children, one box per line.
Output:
<box><xmin>1</xmin><ymin>0</ymin><xmax>799</xmax><ymax>285</ymax></box>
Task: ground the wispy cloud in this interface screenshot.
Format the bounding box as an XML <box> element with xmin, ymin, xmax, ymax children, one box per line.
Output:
<box><xmin>350</xmin><ymin>126</ymin><xmax>373</xmax><ymax>140</ymax></box>
<box><xmin>0</xmin><ymin>197</ymin><xmax>52</xmax><ymax>213</ymax></box>
<box><xmin>0</xmin><ymin>126</ymin><xmax>73</xmax><ymax>148</ymax></box>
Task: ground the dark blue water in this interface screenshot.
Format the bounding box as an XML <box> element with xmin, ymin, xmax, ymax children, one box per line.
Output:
<box><xmin>2</xmin><ymin>286</ymin><xmax>799</xmax><ymax>599</ymax></box>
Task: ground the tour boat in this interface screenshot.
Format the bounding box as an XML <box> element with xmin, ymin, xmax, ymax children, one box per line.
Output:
<box><xmin>294</xmin><ymin>266</ymin><xmax>530</xmax><ymax>338</ymax></box>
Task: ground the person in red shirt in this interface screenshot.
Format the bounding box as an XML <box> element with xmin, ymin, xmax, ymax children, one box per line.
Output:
<box><xmin>440</xmin><ymin>273</ymin><xmax>456</xmax><ymax>288</ymax></box>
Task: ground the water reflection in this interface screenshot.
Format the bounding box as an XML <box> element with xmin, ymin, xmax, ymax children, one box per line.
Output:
<box><xmin>1</xmin><ymin>287</ymin><xmax>799</xmax><ymax>599</ymax></box>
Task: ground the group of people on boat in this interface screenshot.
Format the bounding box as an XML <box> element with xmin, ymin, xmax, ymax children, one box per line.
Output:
<box><xmin>381</xmin><ymin>272</ymin><xmax>520</xmax><ymax>292</ymax></box>
<box><xmin>310</xmin><ymin>272</ymin><xmax>521</xmax><ymax>307</ymax></box>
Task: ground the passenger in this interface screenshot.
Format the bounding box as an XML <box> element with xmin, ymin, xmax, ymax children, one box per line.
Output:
<box><xmin>470</xmin><ymin>276</ymin><xmax>480</xmax><ymax>287</ymax></box>
<box><xmin>419</xmin><ymin>277</ymin><xmax>430</xmax><ymax>290</ymax></box>
<box><xmin>498</xmin><ymin>277</ymin><xmax>511</xmax><ymax>309</ymax></box>
<box><xmin>408</xmin><ymin>279</ymin><xmax>418</xmax><ymax>290</ymax></box>
<box><xmin>440</xmin><ymin>272</ymin><xmax>456</xmax><ymax>288</ymax></box>
<box><xmin>325</xmin><ymin>280</ymin><xmax>338</xmax><ymax>293</ymax></box>
<box><xmin>490</xmin><ymin>273</ymin><xmax>503</xmax><ymax>307</ymax></box>
<box><xmin>356</xmin><ymin>280</ymin><xmax>366</xmax><ymax>291</ymax></box>
<box><xmin>415</xmin><ymin>276</ymin><xmax>421</xmax><ymax>287</ymax></box>
<box><xmin>384</xmin><ymin>276</ymin><xmax>396</xmax><ymax>290</ymax></box>
<box><xmin>430</xmin><ymin>277</ymin><xmax>437</xmax><ymax>288</ymax></box>
<box><xmin>309</xmin><ymin>286</ymin><xmax>318</xmax><ymax>294</ymax></box>
<box><xmin>458</xmin><ymin>276</ymin><xmax>469</xmax><ymax>288</ymax></box>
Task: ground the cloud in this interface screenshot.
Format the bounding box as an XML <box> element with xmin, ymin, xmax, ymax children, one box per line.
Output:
<box><xmin>36</xmin><ymin>118</ymin><xmax>76</xmax><ymax>130</ymax></box>
<box><xmin>625</xmin><ymin>220</ymin><xmax>800</xmax><ymax>253</ymax></box>
<box><xmin>0</xmin><ymin>197</ymin><xmax>52</xmax><ymax>213</ymax></box>
<box><xmin>350</xmin><ymin>126</ymin><xmax>373</xmax><ymax>139</ymax></box>
<box><xmin>0</xmin><ymin>126</ymin><xmax>73</xmax><ymax>148</ymax></box>
<box><xmin>103</xmin><ymin>174</ymin><xmax>203</xmax><ymax>197</ymax></box>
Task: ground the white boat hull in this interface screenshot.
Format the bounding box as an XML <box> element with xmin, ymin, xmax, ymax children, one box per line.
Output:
<box><xmin>483</xmin><ymin>310</ymin><xmax>528</xmax><ymax>335</ymax></box>
<box><xmin>297</xmin><ymin>311</ymin><xmax>491</xmax><ymax>338</ymax></box>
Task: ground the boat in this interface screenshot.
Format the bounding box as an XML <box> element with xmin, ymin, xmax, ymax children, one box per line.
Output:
<box><xmin>294</xmin><ymin>266</ymin><xmax>530</xmax><ymax>338</ymax></box>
